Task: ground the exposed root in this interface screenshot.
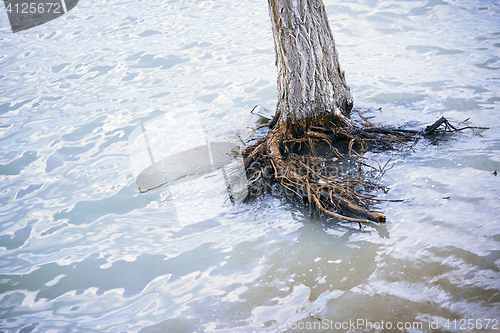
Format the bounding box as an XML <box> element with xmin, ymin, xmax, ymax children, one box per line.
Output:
<box><xmin>242</xmin><ymin>112</ymin><xmax>487</xmax><ymax>224</ymax></box>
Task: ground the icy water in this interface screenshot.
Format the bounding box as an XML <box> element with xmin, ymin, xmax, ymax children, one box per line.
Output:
<box><xmin>1</xmin><ymin>0</ymin><xmax>499</xmax><ymax>332</ymax></box>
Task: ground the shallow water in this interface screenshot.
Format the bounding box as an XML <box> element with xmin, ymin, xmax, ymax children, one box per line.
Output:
<box><xmin>0</xmin><ymin>0</ymin><xmax>499</xmax><ymax>332</ymax></box>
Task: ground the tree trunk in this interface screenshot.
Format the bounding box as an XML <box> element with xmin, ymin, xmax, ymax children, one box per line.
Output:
<box><xmin>267</xmin><ymin>0</ymin><xmax>353</xmax><ymax>126</ymax></box>
<box><xmin>243</xmin><ymin>0</ymin><xmax>393</xmax><ymax>224</ymax></box>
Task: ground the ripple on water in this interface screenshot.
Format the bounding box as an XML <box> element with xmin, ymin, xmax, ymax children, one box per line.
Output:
<box><xmin>0</xmin><ymin>0</ymin><xmax>500</xmax><ymax>331</ymax></box>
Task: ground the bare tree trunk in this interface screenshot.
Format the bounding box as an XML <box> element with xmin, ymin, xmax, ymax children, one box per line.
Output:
<box><xmin>268</xmin><ymin>0</ymin><xmax>353</xmax><ymax>126</ymax></box>
<box><xmin>240</xmin><ymin>0</ymin><xmax>388</xmax><ymax>224</ymax></box>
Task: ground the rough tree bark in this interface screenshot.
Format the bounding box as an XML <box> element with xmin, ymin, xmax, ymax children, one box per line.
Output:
<box><xmin>268</xmin><ymin>0</ymin><xmax>353</xmax><ymax>125</ymax></box>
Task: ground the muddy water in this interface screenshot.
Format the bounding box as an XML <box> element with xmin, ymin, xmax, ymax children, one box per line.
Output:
<box><xmin>0</xmin><ymin>0</ymin><xmax>499</xmax><ymax>332</ymax></box>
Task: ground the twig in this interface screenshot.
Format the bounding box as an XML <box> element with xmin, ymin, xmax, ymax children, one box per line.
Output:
<box><xmin>311</xmin><ymin>193</ymin><xmax>373</xmax><ymax>224</ymax></box>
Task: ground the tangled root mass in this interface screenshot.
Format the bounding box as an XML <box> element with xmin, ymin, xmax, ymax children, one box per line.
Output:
<box><xmin>242</xmin><ymin>111</ymin><xmax>485</xmax><ymax>225</ymax></box>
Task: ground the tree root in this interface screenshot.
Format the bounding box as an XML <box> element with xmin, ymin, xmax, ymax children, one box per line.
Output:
<box><xmin>242</xmin><ymin>113</ymin><xmax>487</xmax><ymax>224</ymax></box>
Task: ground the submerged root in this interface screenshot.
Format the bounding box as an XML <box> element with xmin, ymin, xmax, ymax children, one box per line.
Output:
<box><xmin>242</xmin><ymin>112</ymin><xmax>487</xmax><ymax>224</ymax></box>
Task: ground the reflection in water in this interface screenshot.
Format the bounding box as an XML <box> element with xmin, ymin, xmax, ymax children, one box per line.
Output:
<box><xmin>136</xmin><ymin>220</ymin><xmax>383</xmax><ymax>332</ymax></box>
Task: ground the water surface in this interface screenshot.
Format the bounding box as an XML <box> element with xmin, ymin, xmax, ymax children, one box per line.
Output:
<box><xmin>0</xmin><ymin>0</ymin><xmax>499</xmax><ymax>332</ymax></box>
